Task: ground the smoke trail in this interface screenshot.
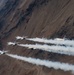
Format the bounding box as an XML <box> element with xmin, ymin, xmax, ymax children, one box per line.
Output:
<box><xmin>15</xmin><ymin>36</ymin><xmax>74</xmax><ymax>46</ymax></box>
<box><xmin>6</xmin><ymin>53</ymin><xmax>74</xmax><ymax>72</ymax></box>
<box><xmin>17</xmin><ymin>43</ymin><xmax>74</xmax><ymax>56</ymax></box>
<box><xmin>25</xmin><ymin>37</ymin><xmax>74</xmax><ymax>47</ymax></box>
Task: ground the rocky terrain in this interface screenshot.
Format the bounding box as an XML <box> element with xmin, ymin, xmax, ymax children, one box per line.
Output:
<box><xmin>0</xmin><ymin>0</ymin><xmax>74</xmax><ymax>75</ymax></box>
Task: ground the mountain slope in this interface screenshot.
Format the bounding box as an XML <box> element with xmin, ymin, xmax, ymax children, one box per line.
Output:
<box><xmin>0</xmin><ymin>0</ymin><xmax>74</xmax><ymax>75</ymax></box>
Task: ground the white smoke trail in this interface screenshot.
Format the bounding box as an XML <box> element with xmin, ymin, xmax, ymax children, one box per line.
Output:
<box><xmin>25</xmin><ymin>37</ymin><xmax>74</xmax><ymax>47</ymax></box>
<box><xmin>6</xmin><ymin>53</ymin><xmax>74</xmax><ymax>72</ymax></box>
<box><xmin>17</xmin><ymin>43</ymin><xmax>74</xmax><ymax>56</ymax></box>
<box><xmin>15</xmin><ymin>36</ymin><xmax>74</xmax><ymax>46</ymax></box>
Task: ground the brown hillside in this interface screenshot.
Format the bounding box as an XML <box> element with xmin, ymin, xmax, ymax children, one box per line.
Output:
<box><xmin>0</xmin><ymin>0</ymin><xmax>74</xmax><ymax>75</ymax></box>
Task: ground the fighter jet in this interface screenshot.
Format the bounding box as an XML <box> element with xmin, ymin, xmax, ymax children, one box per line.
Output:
<box><xmin>7</xmin><ymin>42</ymin><xmax>19</xmax><ymax>46</ymax></box>
<box><xmin>16</xmin><ymin>36</ymin><xmax>28</xmax><ymax>40</ymax></box>
<box><xmin>16</xmin><ymin>36</ymin><xmax>24</xmax><ymax>40</ymax></box>
<box><xmin>0</xmin><ymin>50</ymin><xmax>7</xmax><ymax>55</ymax></box>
